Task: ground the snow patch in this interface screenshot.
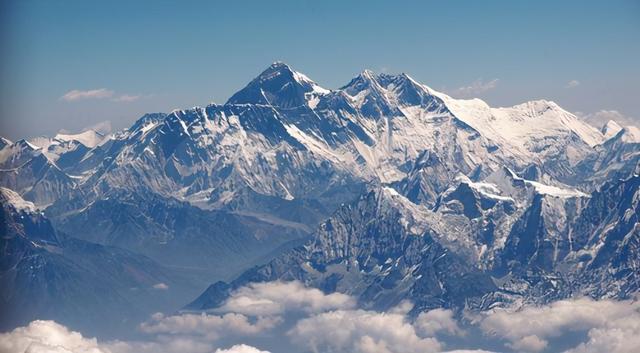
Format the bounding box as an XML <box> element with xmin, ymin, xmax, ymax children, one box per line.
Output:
<box><xmin>0</xmin><ymin>187</ymin><xmax>36</xmax><ymax>213</ymax></box>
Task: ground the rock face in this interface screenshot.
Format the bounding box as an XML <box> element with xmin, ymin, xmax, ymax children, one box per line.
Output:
<box><xmin>189</xmin><ymin>170</ymin><xmax>639</xmax><ymax>313</ymax></box>
<box><xmin>569</xmin><ymin>175</ymin><xmax>640</xmax><ymax>299</ymax></box>
<box><xmin>187</xmin><ymin>187</ymin><xmax>497</xmax><ymax>313</ymax></box>
<box><xmin>1</xmin><ymin>62</ymin><xmax>639</xmax><ymax>325</ymax></box>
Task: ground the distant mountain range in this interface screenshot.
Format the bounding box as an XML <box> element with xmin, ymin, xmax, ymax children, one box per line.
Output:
<box><xmin>1</xmin><ymin>62</ymin><xmax>638</xmax><ymax>336</ymax></box>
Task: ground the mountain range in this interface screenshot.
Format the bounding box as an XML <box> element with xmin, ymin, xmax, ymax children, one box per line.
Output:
<box><xmin>1</xmin><ymin>62</ymin><xmax>638</xmax><ymax>337</ymax></box>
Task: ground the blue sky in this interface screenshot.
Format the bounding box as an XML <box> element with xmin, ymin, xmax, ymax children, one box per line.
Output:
<box><xmin>1</xmin><ymin>0</ymin><xmax>639</xmax><ymax>139</ymax></box>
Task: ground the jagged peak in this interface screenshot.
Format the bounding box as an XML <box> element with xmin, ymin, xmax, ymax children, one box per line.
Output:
<box><xmin>507</xmin><ymin>99</ymin><xmax>562</xmax><ymax>113</ymax></box>
<box><xmin>54</xmin><ymin>129</ymin><xmax>106</xmax><ymax>148</ymax></box>
<box><xmin>256</xmin><ymin>61</ymin><xmax>297</xmax><ymax>82</ymax></box>
<box><xmin>341</xmin><ymin>69</ymin><xmax>445</xmax><ymax>114</ymax></box>
<box><xmin>14</xmin><ymin>138</ymin><xmax>40</xmax><ymax>151</ymax></box>
<box><xmin>269</xmin><ymin>60</ymin><xmax>290</xmax><ymax>69</ymax></box>
<box><xmin>602</xmin><ymin>120</ymin><xmax>622</xmax><ymax>134</ymax></box>
<box><xmin>226</xmin><ymin>62</ymin><xmax>328</xmax><ymax>108</ymax></box>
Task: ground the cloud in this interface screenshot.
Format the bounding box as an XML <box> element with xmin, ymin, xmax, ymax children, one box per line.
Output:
<box><xmin>135</xmin><ymin>281</ymin><xmax>355</xmax><ymax>351</ymax></box>
<box><xmin>0</xmin><ymin>320</ymin><xmax>110</xmax><ymax>353</ymax></box>
<box><xmin>5</xmin><ymin>283</ymin><xmax>637</xmax><ymax>353</ymax></box>
<box><xmin>288</xmin><ymin>304</ymin><xmax>444</xmax><ymax>353</ymax></box>
<box><xmin>415</xmin><ymin>308</ymin><xmax>465</xmax><ymax>337</ymax></box>
<box><xmin>451</xmin><ymin>79</ymin><xmax>499</xmax><ymax>97</ymax></box>
<box><xmin>60</xmin><ymin>89</ymin><xmax>144</xmax><ymax>103</ymax></box>
<box><xmin>0</xmin><ymin>320</ymin><xmax>270</xmax><ymax>353</ymax></box>
<box><xmin>113</xmin><ymin>94</ymin><xmax>141</xmax><ymax>102</ymax></box>
<box><xmin>61</xmin><ymin>88</ymin><xmax>114</xmax><ymax>101</ymax></box>
<box><xmin>566</xmin><ymin>80</ymin><xmax>580</xmax><ymax>88</ymax></box>
<box><xmin>479</xmin><ymin>297</ymin><xmax>640</xmax><ymax>353</ymax></box>
<box><xmin>139</xmin><ymin>312</ymin><xmax>280</xmax><ymax>341</ymax></box>
<box><xmin>576</xmin><ymin>110</ymin><xmax>638</xmax><ymax>129</ymax></box>
<box><xmin>507</xmin><ymin>335</ymin><xmax>548</xmax><ymax>352</ymax></box>
<box><xmin>564</xmin><ymin>318</ymin><xmax>640</xmax><ymax>353</ymax></box>
<box><xmin>214</xmin><ymin>344</ymin><xmax>271</xmax><ymax>353</ymax></box>
<box><xmin>153</xmin><ymin>282</ymin><xmax>169</xmax><ymax>290</ymax></box>
<box><xmin>105</xmin><ymin>337</ymin><xmax>213</xmax><ymax>353</ymax></box>
<box><xmin>218</xmin><ymin>280</ymin><xmax>356</xmax><ymax>316</ymax></box>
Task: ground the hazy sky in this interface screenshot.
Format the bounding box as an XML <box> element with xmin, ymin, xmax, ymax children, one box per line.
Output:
<box><xmin>1</xmin><ymin>0</ymin><xmax>639</xmax><ymax>140</ymax></box>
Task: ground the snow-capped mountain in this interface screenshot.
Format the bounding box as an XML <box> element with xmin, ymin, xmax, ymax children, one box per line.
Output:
<box><xmin>1</xmin><ymin>62</ymin><xmax>626</xmax><ymax>211</ymax></box>
<box><xmin>0</xmin><ymin>139</ymin><xmax>77</xmax><ymax>207</ymax></box>
<box><xmin>48</xmin><ymin>63</ymin><xmax>607</xmax><ymax>207</ymax></box>
<box><xmin>0</xmin><ymin>129</ymin><xmax>112</xmax><ymax>207</ymax></box>
<box><xmin>1</xmin><ymin>62</ymin><xmax>639</xmax><ymax>328</ymax></box>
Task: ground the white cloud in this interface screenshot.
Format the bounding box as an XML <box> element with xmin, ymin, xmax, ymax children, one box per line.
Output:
<box><xmin>0</xmin><ymin>320</ymin><xmax>254</xmax><ymax>353</ymax></box>
<box><xmin>288</xmin><ymin>305</ymin><xmax>444</xmax><ymax>353</ymax></box>
<box><xmin>218</xmin><ymin>280</ymin><xmax>356</xmax><ymax>316</ymax></box>
<box><xmin>214</xmin><ymin>344</ymin><xmax>271</xmax><ymax>353</ymax></box>
<box><xmin>139</xmin><ymin>312</ymin><xmax>280</xmax><ymax>341</ymax></box>
<box><xmin>61</xmin><ymin>88</ymin><xmax>114</xmax><ymax>101</ymax></box>
<box><xmin>152</xmin><ymin>282</ymin><xmax>169</xmax><ymax>290</ymax></box>
<box><xmin>451</xmin><ymin>79</ymin><xmax>499</xmax><ymax>97</ymax></box>
<box><xmin>507</xmin><ymin>335</ymin><xmax>548</xmax><ymax>352</ymax></box>
<box><xmin>415</xmin><ymin>308</ymin><xmax>465</xmax><ymax>337</ymax></box>
<box><xmin>105</xmin><ymin>337</ymin><xmax>213</xmax><ymax>353</ymax></box>
<box><xmin>6</xmin><ymin>283</ymin><xmax>637</xmax><ymax>353</ymax></box>
<box><xmin>0</xmin><ymin>320</ymin><xmax>110</xmax><ymax>353</ymax></box>
<box><xmin>565</xmin><ymin>318</ymin><xmax>640</xmax><ymax>353</ymax></box>
<box><xmin>113</xmin><ymin>94</ymin><xmax>141</xmax><ymax>102</ymax></box>
<box><xmin>479</xmin><ymin>298</ymin><xmax>640</xmax><ymax>353</ymax></box>
<box><xmin>61</xmin><ymin>89</ymin><xmax>144</xmax><ymax>103</ymax></box>
<box><xmin>566</xmin><ymin>80</ymin><xmax>581</xmax><ymax>88</ymax></box>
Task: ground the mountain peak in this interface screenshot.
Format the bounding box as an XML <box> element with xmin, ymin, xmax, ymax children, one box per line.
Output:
<box><xmin>54</xmin><ymin>129</ymin><xmax>106</xmax><ymax>148</ymax></box>
<box><xmin>602</xmin><ymin>120</ymin><xmax>623</xmax><ymax>140</ymax></box>
<box><xmin>259</xmin><ymin>61</ymin><xmax>296</xmax><ymax>79</ymax></box>
<box><xmin>226</xmin><ymin>62</ymin><xmax>328</xmax><ymax>108</ymax></box>
<box><xmin>268</xmin><ymin>60</ymin><xmax>292</xmax><ymax>70</ymax></box>
<box><xmin>360</xmin><ymin>69</ymin><xmax>376</xmax><ymax>79</ymax></box>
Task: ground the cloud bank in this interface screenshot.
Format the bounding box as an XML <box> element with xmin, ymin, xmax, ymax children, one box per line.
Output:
<box><xmin>0</xmin><ymin>320</ymin><xmax>109</xmax><ymax>353</ymax></box>
<box><xmin>2</xmin><ymin>282</ymin><xmax>639</xmax><ymax>353</ymax></box>
<box><xmin>479</xmin><ymin>297</ymin><xmax>640</xmax><ymax>353</ymax></box>
<box><xmin>288</xmin><ymin>306</ymin><xmax>445</xmax><ymax>353</ymax></box>
<box><xmin>218</xmin><ymin>280</ymin><xmax>356</xmax><ymax>316</ymax></box>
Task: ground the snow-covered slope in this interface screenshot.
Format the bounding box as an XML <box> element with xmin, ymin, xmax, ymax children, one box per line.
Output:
<box><xmin>432</xmin><ymin>93</ymin><xmax>604</xmax><ymax>178</ymax></box>
<box><xmin>54</xmin><ymin>129</ymin><xmax>107</xmax><ymax>148</ymax></box>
